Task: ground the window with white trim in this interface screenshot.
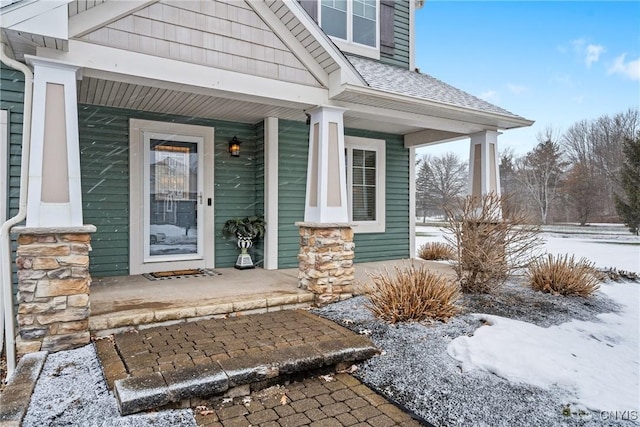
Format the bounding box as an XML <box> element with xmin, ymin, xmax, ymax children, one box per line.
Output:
<box><xmin>320</xmin><ymin>0</ymin><xmax>379</xmax><ymax>56</ymax></box>
<box><xmin>345</xmin><ymin>136</ymin><xmax>385</xmax><ymax>233</ymax></box>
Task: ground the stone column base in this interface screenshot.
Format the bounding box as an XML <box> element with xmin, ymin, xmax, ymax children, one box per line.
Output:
<box><xmin>296</xmin><ymin>222</ymin><xmax>355</xmax><ymax>306</ymax></box>
<box><xmin>12</xmin><ymin>225</ymin><xmax>96</xmax><ymax>355</ymax></box>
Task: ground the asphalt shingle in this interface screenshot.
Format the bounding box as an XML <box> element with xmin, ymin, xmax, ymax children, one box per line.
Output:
<box><xmin>346</xmin><ymin>54</ymin><xmax>524</xmax><ymax>119</ymax></box>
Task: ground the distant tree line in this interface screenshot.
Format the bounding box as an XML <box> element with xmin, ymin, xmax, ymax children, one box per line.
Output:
<box><xmin>416</xmin><ymin>108</ymin><xmax>640</xmax><ymax>232</ymax></box>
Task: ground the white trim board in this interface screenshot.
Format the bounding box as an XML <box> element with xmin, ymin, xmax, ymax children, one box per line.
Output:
<box><xmin>37</xmin><ymin>40</ymin><xmax>329</xmax><ymax>109</ymax></box>
<box><xmin>0</xmin><ymin>110</ymin><xmax>7</xmax><ymax>223</ymax></box>
<box><xmin>263</xmin><ymin>117</ymin><xmax>279</xmax><ymax>270</ymax></box>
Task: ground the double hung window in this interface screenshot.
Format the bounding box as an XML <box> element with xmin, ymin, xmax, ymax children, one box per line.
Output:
<box><xmin>345</xmin><ymin>136</ymin><xmax>385</xmax><ymax>233</ymax></box>
<box><xmin>320</xmin><ymin>0</ymin><xmax>378</xmax><ymax>50</ymax></box>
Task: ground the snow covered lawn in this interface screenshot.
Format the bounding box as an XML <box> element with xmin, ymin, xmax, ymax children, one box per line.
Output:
<box><xmin>315</xmin><ymin>280</ymin><xmax>638</xmax><ymax>426</ymax></box>
<box><xmin>315</xmin><ymin>227</ymin><xmax>639</xmax><ymax>426</ymax></box>
<box><xmin>448</xmin><ymin>281</ymin><xmax>639</xmax><ymax>414</ymax></box>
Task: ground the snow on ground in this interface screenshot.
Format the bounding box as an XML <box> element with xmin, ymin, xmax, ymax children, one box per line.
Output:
<box><xmin>416</xmin><ymin>225</ymin><xmax>640</xmax><ymax>273</ymax></box>
<box><xmin>316</xmin><ymin>227</ymin><xmax>639</xmax><ymax>426</ymax></box>
<box><xmin>17</xmin><ymin>227</ymin><xmax>640</xmax><ymax>426</ymax></box>
<box><xmin>22</xmin><ymin>344</ymin><xmax>196</xmax><ymax>427</ymax></box>
<box><xmin>316</xmin><ymin>281</ymin><xmax>640</xmax><ymax>426</ymax></box>
<box><xmin>448</xmin><ymin>281</ymin><xmax>639</xmax><ymax>413</ymax></box>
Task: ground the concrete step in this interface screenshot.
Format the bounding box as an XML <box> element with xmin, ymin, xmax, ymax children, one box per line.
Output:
<box><xmin>89</xmin><ymin>292</ymin><xmax>331</xmax><ymax>337</ymax></box>
<box><xmin>94</xmin><ymin>310</ymin><xmax>378</xmax><ymax>415</ymax></box>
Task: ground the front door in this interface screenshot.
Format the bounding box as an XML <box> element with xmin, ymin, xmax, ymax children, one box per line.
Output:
<box><xmin>145</xmin><ymin>136</ymin><xmax>202</xmax><ymax>262</ymax></box>
<box><xmin>129</xmin><ymin>119</ymin><xmax>214</xmax><ymax>274</ymax></box>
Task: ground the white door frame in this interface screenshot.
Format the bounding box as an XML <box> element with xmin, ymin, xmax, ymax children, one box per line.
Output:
<box><xmin>129</xmin><ymin>119</ymin><xmax>215</xmax><ymax>274</ymax></box>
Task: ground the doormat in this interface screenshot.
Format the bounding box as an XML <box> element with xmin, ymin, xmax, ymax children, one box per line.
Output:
<box><xmin>143</xmin><ymin>269</ymin><xmax>220</xmax><ymax>281</ymax></box>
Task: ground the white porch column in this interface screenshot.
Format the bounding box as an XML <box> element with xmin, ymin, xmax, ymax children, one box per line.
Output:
<box><xmin>25</xmin><ymin>56</ymin><xmax>83</xmax><ymax>227</ymax></box>
<box><xmin>468</xmin><ymin>130</ymin><xmax>501</xmax><ymax>198</ymax></box>
<box><xmin>263</xmin><ymin>117</ymin><xmax>279</xmax><ymax>270</ymax></box>
<box><xmin>304</xmin><ymin>106</ymin><xmax>349</xmax><ymax>223</ymax></box>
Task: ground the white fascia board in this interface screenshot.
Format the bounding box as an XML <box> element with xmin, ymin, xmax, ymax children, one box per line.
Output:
<box><xmin>1</xmin><ymin>1</ymin><xmax>70</xmax><ymax>40</ymax></box>
<box><xmin>336</xmin><ymin>84</ymin><xmax>535</xmax><ymax>130</ymax></box>
<box><xmin>338</xmin><ymin>101</ymin><xmax>486</xmax><ymax>135</ymax></box>
<box><xmin>36</xmin><ymin>40</ymin><xmax>329</xmax><ymax>108</ymax></box>
<box><xmin>404</xmin><ymin>130</ymin><xmax>467</xmax><ymax>148</ymax></box>
<box><xmin>282</xmin><ymin>0</ymin><xmax>365</xmax><ymax>87</ymax></box>
<box><xmin>69</xmin><ymin>1</ymin><xmax>159</xmax><ymax>38</ymax></box>
<box><xmin>247</xmin><ymin>1</ymin><xmax>328</xmax><ymax>88</ymax></box>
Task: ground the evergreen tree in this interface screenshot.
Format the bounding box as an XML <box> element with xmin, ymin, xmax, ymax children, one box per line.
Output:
<box><xmin>614</xmin><ymin>136</ymin><xmax>640</xmax><ymax>235</ymax></box>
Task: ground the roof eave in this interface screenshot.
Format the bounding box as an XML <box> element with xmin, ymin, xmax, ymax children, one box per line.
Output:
<box><xmin>335</xmin><ymin>84</ymin><xmax>535</xmax><ymax>130</ymax></box>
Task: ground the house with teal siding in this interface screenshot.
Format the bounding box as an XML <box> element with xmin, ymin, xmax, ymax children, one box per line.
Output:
<box><xmin>0</xmin><ymin>0</ymin><xmax>532</xmax><ymax>363</ymax></box>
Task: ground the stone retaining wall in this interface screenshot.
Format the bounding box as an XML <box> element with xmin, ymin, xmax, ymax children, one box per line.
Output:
<box><xmin>13</xmin><ymin>227</ymin><xmax>95</xmax><ymax>355</ymax></box>
<box><xmin>296</xmin><ymin>222</ymin><xmax>355</xmax><ymax>306</ymax></box>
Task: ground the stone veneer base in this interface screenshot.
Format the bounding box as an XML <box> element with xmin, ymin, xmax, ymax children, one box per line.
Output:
<box><xmin>296</xmin><ymin>222</ymin><xmax>355</xmax><ymax>306</ymax></box>
<box><xmin>12</xmin><ymin>225</ymin><xmax>95</xmax><ymax>355</ymax></box>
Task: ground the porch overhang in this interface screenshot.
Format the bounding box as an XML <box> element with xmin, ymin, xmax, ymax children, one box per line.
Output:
<box><xmin>332</xmin><ymin>84</ymin><xmax>534</xmax><ymax>141</ymax></box>
<box><xmin>36</xmin><ymin>40</ymin><xmax>329</xmax><ymax>110</ymax></box>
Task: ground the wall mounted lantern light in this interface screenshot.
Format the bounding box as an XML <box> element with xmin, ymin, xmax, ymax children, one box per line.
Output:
<box><xmin>228</xmin><ymin>136</ymin><xmax>241</xmax><ymax>157</ymax></box>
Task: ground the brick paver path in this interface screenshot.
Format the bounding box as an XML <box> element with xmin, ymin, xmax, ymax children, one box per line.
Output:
<box><xmin>113</xmin><ymin>310</ymin><xmax>356</xmax><ymax>377</ymax></box>
<box><xmin>194</xmin><ymin>373</ymin><xmax>424</xmax><ymax>427</ymax></box>
<box><xmin>96</xmin><ymin>309</ymin><xmax>425</xmax><ymax>424</ymax></box>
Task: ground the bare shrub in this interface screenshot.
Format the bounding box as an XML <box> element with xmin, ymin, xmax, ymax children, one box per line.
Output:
<box><xmin>527</xmin><ymin>254</ymin><xmax>600</xmax><ymax>297</ymax></box>
<box><xmin>444</xmin><ymin>193</ymin><xmax>543</xmax><ymax>293</ymax></box>
<box><xmin>417</xmin><ymin>242</ymin><xmax>455</xmax><ymax>261</ymax></box>
<box><xmin>365</xmin><ymin>262</ymin><xmax>461</xmax><ymax>323</ymax></box>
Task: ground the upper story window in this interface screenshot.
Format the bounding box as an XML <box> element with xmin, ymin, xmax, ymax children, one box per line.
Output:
<box><xmin>320</xmin><ymin>0</ymin><xmax>379</xmax><ymax>57</ymax></box>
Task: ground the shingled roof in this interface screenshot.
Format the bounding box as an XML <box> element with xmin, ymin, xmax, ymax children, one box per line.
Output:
<box><xmin>346</xmin><ymin>54</ymin><xmax>525</xmax><ymax>120</ymax></box>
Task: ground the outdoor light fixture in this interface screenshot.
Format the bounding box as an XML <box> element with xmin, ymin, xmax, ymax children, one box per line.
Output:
<box><xmin>228</xmin><ymin>136</ymin><xmax>241</xmax><ymax>157</ymax></box>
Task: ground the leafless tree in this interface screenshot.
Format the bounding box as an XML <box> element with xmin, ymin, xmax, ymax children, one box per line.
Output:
<box><xmin>563</xmin><ymin>108</ymin><xmax>639</xmax><ymax>221</ymax></box>
<box><xmin>416</xmin><ymin>152</ymin><xmax>467</xmax><ymax>218</ymax></box>
<box><xmin>515</xmin><ymin>127</ymin><xmax>567</xmax><ymax>224</ymax></box>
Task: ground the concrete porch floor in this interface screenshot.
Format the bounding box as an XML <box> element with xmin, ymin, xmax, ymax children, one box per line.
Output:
<box><xmin>89</xmin><ymin>259</ymin><xmax>454</xmax><ymax>335</ymax></box>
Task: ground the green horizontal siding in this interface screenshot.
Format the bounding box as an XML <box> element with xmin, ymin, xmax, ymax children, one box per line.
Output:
<box><xmin>276</xmin><ymin>120</ymin><xmax>409</xmax><ymax>268</ymax></box>
<box><xmin>381</xmin><ymin>0</ymin><xmax>411</xmax><ymax>69</ymax></box>
<box><xmin>277</xmin><ymin>120</ymin><xmax>309</xmax><ymax>267</ymax></box>
<box><xmin>346</xmin><ymin>128</ymin><xmax>410</xmax><ymax>262</ymax></box>
<box><xmin>1</xmin><ymin>63</ymin><xmax>26</xmax><ymax>309</ymax></box>
<box><xmin>77</xmin><ymin>105</ymin><xmax>260</xmax><ymax>276</ymax></box>
<box><xmin>78</xmin><ymin>106</ymin><xmax>130</xmax><ymax>276</ymax></box>
<box><xmin>1</xmin><ymin>63</ymin><xmax>25</xmax><ymax>221</ymax></box>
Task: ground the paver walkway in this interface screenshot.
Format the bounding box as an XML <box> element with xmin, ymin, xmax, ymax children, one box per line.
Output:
<box><xmin>194</xmin><ymin>373</ymin><xmax>424</xmax><ymax>427</ymax></box>
<box><xmin>95</xmin><ymin>310</ymin><xmax>380</xmax><ymax>415</ymax></box>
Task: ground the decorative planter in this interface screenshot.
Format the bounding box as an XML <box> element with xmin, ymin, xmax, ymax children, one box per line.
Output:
<box><xmin>235</xmin><ymin>235</ymin><xmax>255</xmax><ymax>269</ymax></box>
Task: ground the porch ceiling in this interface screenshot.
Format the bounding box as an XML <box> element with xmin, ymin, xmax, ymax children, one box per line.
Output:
<box><xmin>77</xmin><ymin>76</ymin><xmax>425</xmax><ymax>135</ymax></box>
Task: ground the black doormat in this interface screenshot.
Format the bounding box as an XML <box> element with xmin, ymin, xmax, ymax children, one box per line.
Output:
<box><xmin>142</xmin><ymin>268</ymin><xmax>220</xmax><ymax>281</ymax></box>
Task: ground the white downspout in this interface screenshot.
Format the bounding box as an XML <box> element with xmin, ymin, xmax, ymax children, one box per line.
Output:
<box><xmin>0</xmin><ymin>40</ymin><xmax>33</xmax><ymax>376</ymax></box>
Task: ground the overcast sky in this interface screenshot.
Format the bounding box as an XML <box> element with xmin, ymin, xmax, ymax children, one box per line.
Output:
<box><xmin>414</xmin><ymin>0</ymin><xmax>640</xmax><ymax>161</ymax></box>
